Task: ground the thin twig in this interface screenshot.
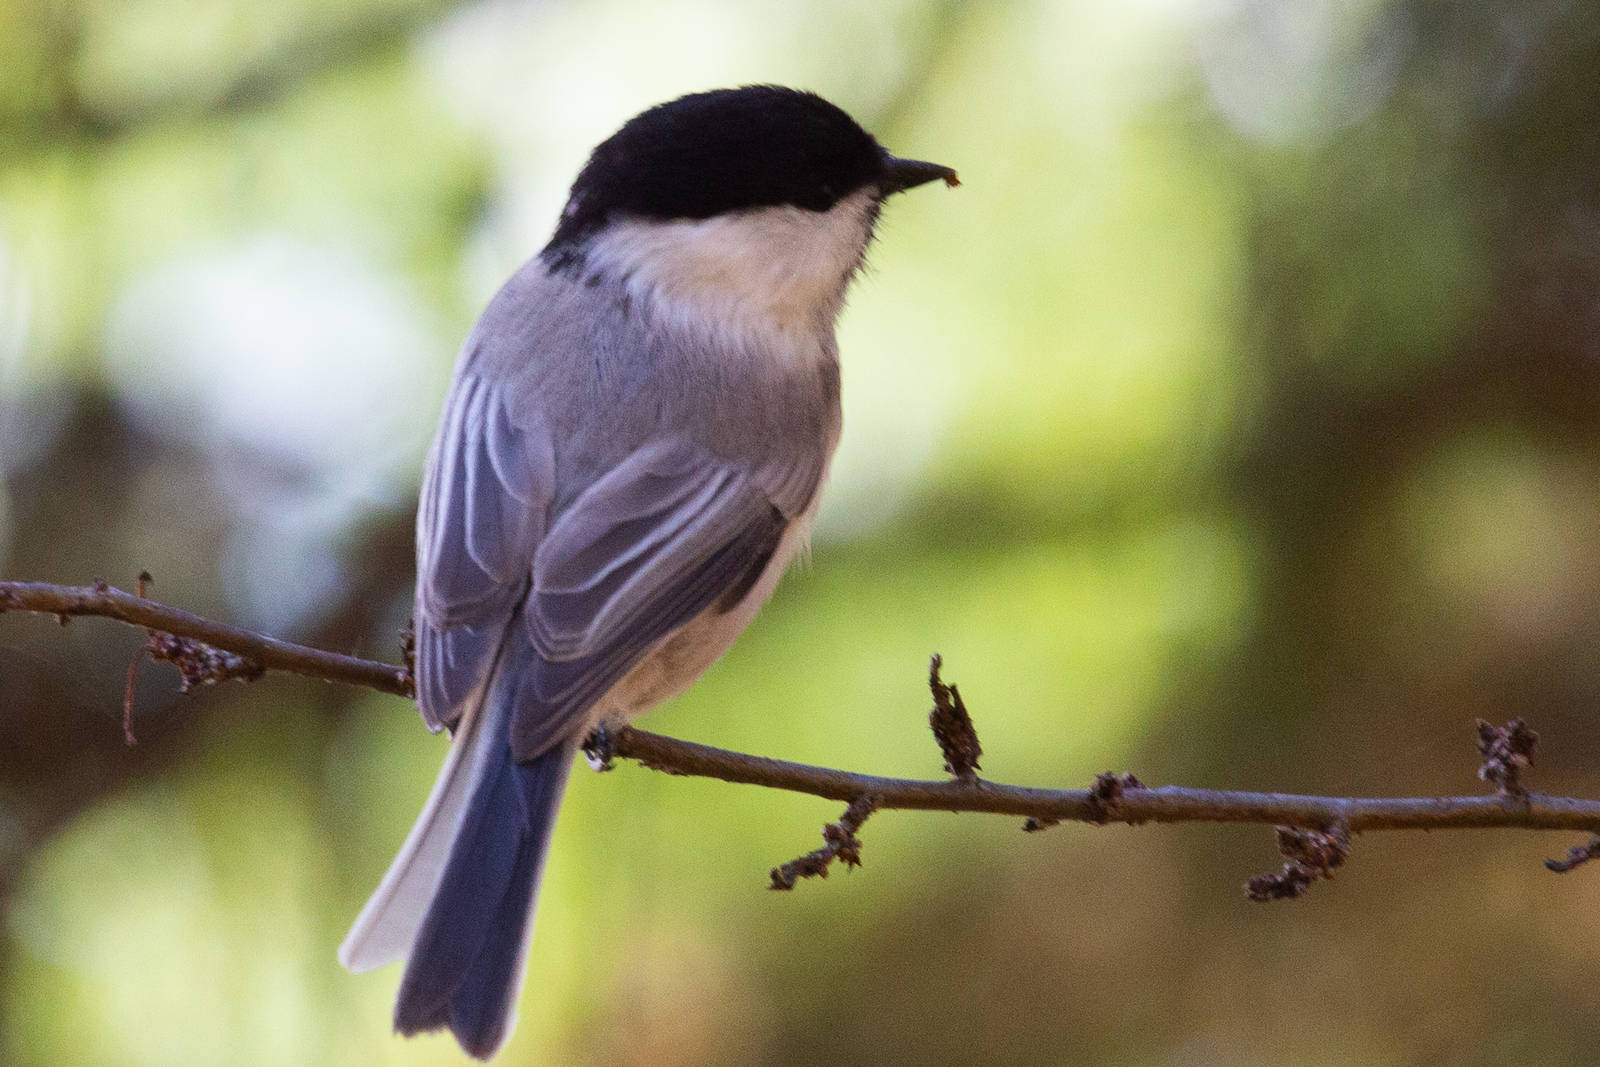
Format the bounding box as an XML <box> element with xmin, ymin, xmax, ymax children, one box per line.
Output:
<box><xmin>1545</xmin><ymin>836</ymin><xmax>1600</xmax><ymax>873</ymax></box>
<box><xmin>7</xmin><ymin>578</ymin><xmax>1600</xmax><ymax>841</ymax></box>
<box><xmin>769</xmin><ymin>795</ymin><xmax>878</xmax><ymax>889</ymax></box>
<box><xmin>1</xmin><ymin>578</ymin><xmax>412</xmax><ymax>697</ymax></box>
<box><xmin>604</xmin><ymin>727</ymin><xmax>1600</xmax><ymax>833</ymax></box>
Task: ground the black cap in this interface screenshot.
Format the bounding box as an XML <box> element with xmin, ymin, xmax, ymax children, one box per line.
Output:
<box><xmin>543</xmin><ymin>85</ymin><xmax>956</xmax><ymax>260</ymax></box>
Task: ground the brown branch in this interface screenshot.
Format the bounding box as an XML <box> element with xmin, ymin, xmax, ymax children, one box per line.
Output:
<box><xmin>1545</xmin><ymin>836</ymin><xmax>1600</xmax><ymax>873</ymax></box>
<box><xmin>769</xmin><ymin>795</ymin><xmax>878</xmax><ymax>890</ymax></box>
<box><xmin>602</xmin><ymin>725</ymin><xmax>1600</xmax><ymax>833</ymax></box>
<box><xmin>8</xmin><ymin>577</ymin><xmax>1600</xmax><ymax>888</ymax></box>
<box><xmin>0</xmin><ymin>578</ymin><xmax>413</xmax><ymax>698</ymax></box>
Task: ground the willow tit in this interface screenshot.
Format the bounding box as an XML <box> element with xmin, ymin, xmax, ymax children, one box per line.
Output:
<box><xmin>338</xmin><ymin>85</ymin><xmax>957</xmax><ymax>1059</ymax></box>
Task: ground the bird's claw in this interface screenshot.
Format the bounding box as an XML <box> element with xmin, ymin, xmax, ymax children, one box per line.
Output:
<box><xmin>582</xmin><ymin>724</ymin><xmax>616</xmax><ymax>772</ymax></box>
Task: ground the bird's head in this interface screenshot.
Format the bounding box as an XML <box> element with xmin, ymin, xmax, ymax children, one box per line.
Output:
<box><xmin>542</xmin><ymin>85</ymin><xmax>958</xmax><ymax>331</ymax></box>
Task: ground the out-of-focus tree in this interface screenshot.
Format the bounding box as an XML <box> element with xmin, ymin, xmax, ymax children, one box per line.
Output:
<box><xmin>5</xmin><ymin>1</ymin><xmax>1600</xmax><ymax>1064</ymax></box>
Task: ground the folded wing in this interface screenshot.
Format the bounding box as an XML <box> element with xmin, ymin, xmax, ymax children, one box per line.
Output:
<box><xmin>413</xmin><ymin>373</ymin><xmax>553</xmax><ymax>731</ymax></box>
<box><xmin>511</xmin><ymin>437</ymin><xmax>790</xmax><ymax>759</ymax></box>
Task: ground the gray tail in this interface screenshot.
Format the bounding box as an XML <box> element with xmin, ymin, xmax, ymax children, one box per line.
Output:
<box><xmin>385</xmin><ymin>657</ymin><xmax>576</xmax><ymax>1059</ymax></box>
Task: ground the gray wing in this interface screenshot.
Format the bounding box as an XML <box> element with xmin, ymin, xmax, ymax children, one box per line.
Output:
<box><xmin>416</xmin><ymin>379</ymin><xmax>795</xmax><ymax>749</ymax></box>
<box><xmin>413</xmin><ymin>373</ymin><xmax>553</xmax><ymax>731</ymax></box>
<box><xmin>509</xmin><ymin>437</ymin><xmax>790</xmax><ymax>760</ymax></box>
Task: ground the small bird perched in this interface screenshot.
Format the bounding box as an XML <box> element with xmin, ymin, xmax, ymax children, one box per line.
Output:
<box><xmin>338</xmin><ymin>85</ymin><xmax>957</xmax><ymax>1059</ymax></box>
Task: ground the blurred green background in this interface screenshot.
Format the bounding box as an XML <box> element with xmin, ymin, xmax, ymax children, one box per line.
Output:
<box><xmin>5</xmin><ymin>0</ymin><xmax>1600</xmax><ymax>1063</ymax></box>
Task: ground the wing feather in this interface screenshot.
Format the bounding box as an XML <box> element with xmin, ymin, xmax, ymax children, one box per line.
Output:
<box><xmin>415</xmin><ymin>381</ymin><xmax>797</xmax><ymax>752</ymax></box>
<box><xmin>413</xmin><ymin>374</ymin><xmax>552</xmax><ymax>730</ymax></box>
<box><xmin>509</xmin><ymin>443</ymin><xmax>789</xmax><ymax>760</ymax></box>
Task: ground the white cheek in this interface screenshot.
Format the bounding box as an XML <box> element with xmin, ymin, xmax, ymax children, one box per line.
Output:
<box><xmin>584</xmin><ymin>190</ymin><xmax>877</xmax><ymax>335</ymax></box>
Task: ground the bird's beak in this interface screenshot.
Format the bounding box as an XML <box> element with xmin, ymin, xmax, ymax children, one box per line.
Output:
<box><xmin>880</xmin><ymin>155</ymin><xmax>961</xmax><ymax>196</ymax></box>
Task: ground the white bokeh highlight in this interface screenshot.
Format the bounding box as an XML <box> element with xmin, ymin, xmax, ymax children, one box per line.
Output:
<box><xmin>102</xmin><ymin>236</ymin><xmax>448</xmax><ymax>629</ymax></box>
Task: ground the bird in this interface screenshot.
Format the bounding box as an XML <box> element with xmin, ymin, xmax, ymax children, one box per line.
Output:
<box><xmin>337</xmin><ymin>84</ymin><xmax>957</xmax><ymax>1059</ymax></box>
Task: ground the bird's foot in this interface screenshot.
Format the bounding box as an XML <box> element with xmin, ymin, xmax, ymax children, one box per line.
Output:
<box><xmin>582</xmin><ymin>724</ymin><xmax>616</xmax><ymax>772</ymax></box>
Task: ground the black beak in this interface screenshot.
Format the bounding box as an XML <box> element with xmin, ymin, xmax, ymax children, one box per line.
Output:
<box><xmin>880</xmin><ymin>154</ymin><xmax>960</xmax><ymax>196</ymax></box>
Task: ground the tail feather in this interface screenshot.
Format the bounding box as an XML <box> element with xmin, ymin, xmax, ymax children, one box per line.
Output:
<box><xmin>421</xmin><ymin>780</ymin><xmax>560</xmax><ymax>1054</ymax></box>
<box><xmin>341</xmin><ymin>638</ymin><xmax>576</xmax><ymax>1061</ymax></box>
<box><xmin>338</xmin><ymin>682</ymin><xmax>502</xmax><ymax>974</ymax></box>
<box><xmin>393</xmin><ymin>742</ymin><xmax>573</xmax><ymax>1057</ymax></box>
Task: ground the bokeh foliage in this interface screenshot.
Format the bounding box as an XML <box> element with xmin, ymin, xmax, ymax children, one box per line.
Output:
<box><xmin>5</xmin><ymin>0</ymin><xmax>1600</xmax><ymax>1063</ymax></box>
